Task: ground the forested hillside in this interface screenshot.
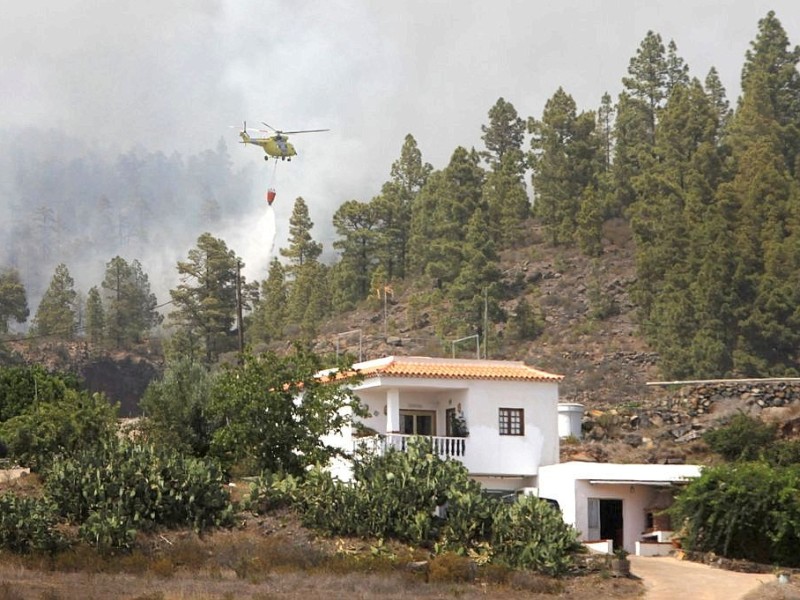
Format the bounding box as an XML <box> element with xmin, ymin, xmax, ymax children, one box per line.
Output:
<box><xmin>0</xmin><ymin>132</ymin><xmax>256</xmax><ymax>309</ymax></box>
<box><xmin>1</xmin><ymin>11</ymin><xmax>799</xmax><ymax>387</ymax></box>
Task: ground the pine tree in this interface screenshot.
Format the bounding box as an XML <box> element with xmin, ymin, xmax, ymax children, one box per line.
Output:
<box><xmin>741</xmin><ymin>11</ymin><xmax>800</xmax><ymax>127</ymax></box>
<box><xmin>84</xmin><ymin>286</ymin><xmax>105</xmax><ymax>345</ymax></box>
<box><xmin>529</xmin><ymin>87</ymin><xmax>601</xmax><ymax>245</ymax></box>
<box><xmin>169</xmin><ymin>233</ymin><xmax>241</xmax><ymax>364</ymax></box>
<box><xmin>287</xmin><ymin>261</ymin><xmax>329</xmax><ymax>339</ymax></box>
<box><xmin>724</xmin><ymin>139</ymin><xmax>800</xmax><ymax>375</ymax></box>
<box><xmin>628</xmin><ymin>79</ymin><xmax>722</xmax><ymax>368</ymax></box>
<box><xmin>278</xmin><ymin>199</ymin><xmax>327</xmax><ymax>337</ymax></box>
<box><xmin>0</xmin><ymin>268</ymin><xmax>29</xmax><ymax>334</ymax></box>
<box><xmin>507</xmin><ymin>297</ymin><xmax>543</xmax><ymax>341</ymax></box>
<box><xmin>101</xmin><ymin>256</ymin><xmax>162</xmax><ymax>348</ymax></box>
<box><xmin>280</xmin><ymin>197</ymin><xmax>322</xmax><ymax>276</ymax></box>
<box><xmin>33</xmin><ymin>263</ymin><xmax>77</xmax><ymax>338</ymax></box>
<box><xmin>622</xmin><ymin>30</ymin><xmax>669</xmax><ymax>145</ymax></box>
<box><xmin>576</xmin><ymin>186</ymin><xmax>605</xmax><ymax>257</ymax></box>
<box><xmin>597</xmin><ymin>92</ymin><xmax>615</xmax><ymax>172</ymax></box>
<box><xmin>408</xmin><ymin>147</ymin><xmax>485</xmax><ymax>283</ymax></box>
<box><xmin>704</xmin><ymin>67</ymin><xmax>732</xmax><ymax>140</ymax></box>
<box><xmin>449</xmin><ymin>208</ymin><xmax>502</xmax><ymax>339</ymax></box>
<box><xmin>481</xmin><ymin>97</ymin><xmax>527</xmax><ymax>168</ymax></box>
<box><xmin>607</xmin><ymin>92</ymin><xmax>651</xmax><ymax>216</ymax></box>
<box><xmin>371</xmin><ymin>135</ymin><xmax>432</xmax><ymax>281</ymax></box>
<box><xmin>665</xmin><ymin>39</ymin><xmax>690</xmax><ymax>93</ymax></box>
<box><xmin>249</xmin><ymin>258</ymin><xmax>287</xmax><ymax>344</ymax></box>
<box><xmin>332</xmin><ymin>199</ymin><xmax>379</xmax><ymax>303</ymax></box>
<box><xmin>482</xmin><ymin>149</ymin><xmax>530</xmax><ymax>248</ymax></box>
<box><xmin>740</xmin><ymin>10</ymin><xmax>800</xmax><ymax>173</ymax></box>
<box><xmin>607</xmin><ymin>31</ymin><xmax>686</xmax><ymax>219</ymax></box>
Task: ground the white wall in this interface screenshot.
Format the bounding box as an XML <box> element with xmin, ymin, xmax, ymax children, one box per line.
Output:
<box><xmin>573</xmin><ymin>481</ymin><xmax>651</xmax><ymax>552</ymax></box>
<box><xmin>538</xmin><ymin>462</ymin><xmax>701</xmax><ymax>553</ymax></box>
<box><xmin>350</xmin><ymin>376</ymin><xmax>560</xmax><ymax>477</ymax></box>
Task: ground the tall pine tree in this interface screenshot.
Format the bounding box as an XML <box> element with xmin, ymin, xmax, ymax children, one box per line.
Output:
<box><xmin>33</xmin><ymin>263</ymin><xmax>77</xmax><ymax>339</ymax></box>
<box><xmin>169</xmin><ymin>233</ymin><xmax>241</xmax><ymax>364</ymax></box>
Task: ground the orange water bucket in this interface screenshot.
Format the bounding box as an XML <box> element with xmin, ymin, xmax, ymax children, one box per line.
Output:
<box><xmin>266</xmin><ymin>189</ymin><xmax>276</xmax><ymax>205</ymax></box>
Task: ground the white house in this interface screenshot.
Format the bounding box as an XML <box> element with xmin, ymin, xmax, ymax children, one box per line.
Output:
<box><xmin>323</xmin><ymin>355</ymin><xmax>563</xmax><ymax>491</ymax></box>
<box><xmin>537</xmin><ymin>461</ymin><xmax>701</xmax><ymax>554</ymax></box>
<box><xmin>322</xmin><ymin>355</ymin><xmax>702</xmax><ymax>555</ymax></box>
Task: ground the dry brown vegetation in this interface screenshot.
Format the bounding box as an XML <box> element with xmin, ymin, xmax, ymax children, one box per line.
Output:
<box><xmin>0</xmin><ymin>507</ymin><xmax>644</xmax><ymax>600</ymax></box>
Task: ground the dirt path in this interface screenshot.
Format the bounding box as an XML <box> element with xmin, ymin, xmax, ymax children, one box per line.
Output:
<box><xmin>629</xmin><ymin>555</ymin><xmax>771</xmax><ymax>600</ymax></box>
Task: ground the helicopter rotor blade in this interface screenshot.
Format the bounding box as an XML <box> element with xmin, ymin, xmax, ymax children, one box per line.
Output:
<box><xmin>280</xmin><ymin>129</ymin><xmax>330</xmax><ymax>135</ymax></box>
<box><xmin>261</xmin><ymin>122</ymin><xmax>279</xmax><ymax>133</ymax></box>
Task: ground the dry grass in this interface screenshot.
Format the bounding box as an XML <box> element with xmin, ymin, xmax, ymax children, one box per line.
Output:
<box><xmin>0</xmin><ymin>514</ymin><xmax>645</xmax><ymax>600</ymax></box>
<box><xmin>742</xmin><ymin>576</ymin><xmax>800</xmax><ymax>600</ymax></box>
<box><xmin>0</xmin><ymin>567</ymin><xmax>644</xmax><ymax>600</ymax></box>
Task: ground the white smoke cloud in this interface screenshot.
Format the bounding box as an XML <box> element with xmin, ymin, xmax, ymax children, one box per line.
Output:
<box><xmin>2</xmin><ymin>0</ymin><xmax>800</xmax><ymax>316</ymax></box>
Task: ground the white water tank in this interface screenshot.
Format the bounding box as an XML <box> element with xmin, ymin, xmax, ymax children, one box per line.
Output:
<box><xmin>557</xmin><ymin>403</ymin><xmax>585</xmax><ymax>439</ymax></box>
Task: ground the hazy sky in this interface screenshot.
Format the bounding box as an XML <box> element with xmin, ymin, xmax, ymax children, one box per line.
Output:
<box><xmin>3</xmin><ymin>1</ymin><xmax>800</xmax><ymax>264</ymax></box>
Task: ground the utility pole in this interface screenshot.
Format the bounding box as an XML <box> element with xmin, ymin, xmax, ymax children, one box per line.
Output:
<box><xmin>483</xmin><ymin>287</ymin><xmax>489</xmax><ymax>359</ymax></box>
<box><xmin>236</xmin><ymin>260</ymin><xmax>244</xmax><ymax>356</ymax></box>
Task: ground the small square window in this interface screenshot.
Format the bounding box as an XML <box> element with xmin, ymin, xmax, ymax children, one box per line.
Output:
<box><xmin>499</xmin><ymin>408</ymin><xmax>524</xmax><ymax>436</ymax></box>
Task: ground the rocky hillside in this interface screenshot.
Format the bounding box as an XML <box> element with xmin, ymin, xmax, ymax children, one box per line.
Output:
<box><xmin>4</xmin><ymin>340</ymin><xmax>162</xmax><ymax>418</ymax></box>
<box><xmin>305</xmin><ymin>220</ymin><xmax>800</xmax><ymax>464</ymax></box>
<box><xmin>310</xmin><ymin>220</ymin><xmax>653</xmax><ymax>408</ymax></box>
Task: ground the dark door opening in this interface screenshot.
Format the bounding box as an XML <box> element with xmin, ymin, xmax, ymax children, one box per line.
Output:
<box><xmin>400</xmin><ymin>410</ymin><xmax>436</xmax><ymax>436</ymax></box>
<box><xmin>599</xmin><ymin>499</ymin><xmax>624</xmax><ymax>550</ymax></box>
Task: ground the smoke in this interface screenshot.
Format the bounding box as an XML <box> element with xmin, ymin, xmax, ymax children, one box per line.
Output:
<box><xmin>221</xmin><ymin>197</ymin><xmax>278</xmax><ymax>286</ymax></box>
<box><xmin>2</xmin><ymin>0</ymin><xmax>799</xmax><ymax>324</ymax></box>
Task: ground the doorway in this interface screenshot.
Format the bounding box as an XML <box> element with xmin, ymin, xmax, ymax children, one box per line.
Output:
<box><xmin>400</xmin><ymin>410</ymin><xmax>436</xmax><ymax>435</ymax></box>
<box><xmin>588</xmin><ymin>498</ymin><xmax>624</xmax><ymax>550</ymax></box>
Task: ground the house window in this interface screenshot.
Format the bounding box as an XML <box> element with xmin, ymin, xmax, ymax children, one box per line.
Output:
<box><xmin>499</xmin><ymin>408</ymin><xmax>524</xmax><ymax>436</ymax></box>
<box><xmin>400</xmin><ymin>410</ymin><xmax>436</xmax><ymax>435</ymax></box>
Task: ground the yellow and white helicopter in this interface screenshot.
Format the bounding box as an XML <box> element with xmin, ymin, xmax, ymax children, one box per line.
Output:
<box><xmin>235</xmin><ymin>121</ymin><xmax>329</xmax><ymax>161</ymax></box>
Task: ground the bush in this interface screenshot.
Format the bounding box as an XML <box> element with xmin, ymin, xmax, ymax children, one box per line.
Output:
<box><xmin>257</xmin><ymin>437</ymin><xmax>580</xmax><ymax>576</ymax></box>
<box><xmin>703</xmin><ymin>413</ymin><xmax>776</xmax><ymax>462</ymax></box>
<box><xmin>0</xmin><ymin>389</ymin><xmax>118</xmax><ymax>472</ymax></box>
<box><xmin>294</xmin><ymin>437</ymin><xmax>489</xmax><ymax>547</ymax></box>
<box><xmin>79</xmin><ymin>506</ymin><xmax>137</xmax><ymax>554</ymax></box>
<box><xmin>427</xmin><ymin>552</ymin><xmax>475</xmax><ymax>582</ymax></box>
<box><xmin>671</xmin><ymin>462</ymin><xmax>800</xmax><ymax>566</ymax></box>
<box><xmin>491</xmin><ymin>494</ymin><xmax>582</xmax><ymax>575</ymax></box>
<box><xmin>0</xmin><ymin>365</ymin><xmax>79</xmax><ymax>422</ymax></box>
<box><xmin>247</xmin><ymin>471</ymin><xmax>303</xmax><ymax>512</ymax></box>
<box><xmin>0</xmin><ymin>493</ymin><xmax>66</xmax><ymax>554</ymax></box>
<box><xmin>44</xmin><ymin>439</ymin><xmax>234</xmax><ymax>550</ymax></box>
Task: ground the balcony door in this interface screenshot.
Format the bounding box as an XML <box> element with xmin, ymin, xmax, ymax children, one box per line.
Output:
<box><xmin>400</xmin><ymin>410</ymin><xmax>436</xmax><ymax>436</ymax></box>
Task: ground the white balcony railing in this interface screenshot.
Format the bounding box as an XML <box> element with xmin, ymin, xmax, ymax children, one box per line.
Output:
<box><xmin>354</xmin><ymin>433</ymin><xmax>467</xmax><ymax>461</ymax></box>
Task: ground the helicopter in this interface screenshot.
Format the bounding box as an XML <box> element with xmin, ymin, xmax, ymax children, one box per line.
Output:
<box><xmin>235</xmin><ymin>121</ymin><xmax>329</xmax><ymax>161</ymax></box>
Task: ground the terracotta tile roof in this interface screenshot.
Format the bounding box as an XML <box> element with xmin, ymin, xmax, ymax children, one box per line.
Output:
<box><xmin>352</xmin><ymin>356</ymin><xmax>562</xmax><ymax>382</ymax></box>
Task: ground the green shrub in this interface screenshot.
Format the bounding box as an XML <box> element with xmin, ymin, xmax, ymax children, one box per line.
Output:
<box><xmin>247</xmin><ymin>471</ymin><xmax>303</xmax><ymax>512</ymax></box>
<box><xmin>671</xmin><ymin>462</ymin><xmax>800</xmax><ymax>566</ymax></box>
<box><xmin>259</xmin><ymin>438</ymin><xmax>580</xmax><ymax>576</ymax></box>
<box><xmin>0</xmin><ymin>365</ymin><xmax>79</xmax><ymax>422</ymax></box>
<box><xmin>703</xmin><ymin>413</ymin><xmax>776</xmax><ymax>462</ymax></box>
<box><xmin>0</xmin><ymin>493</ymin><xmax>66</xmax><ymax>554</ymax></box>
<box><xmin>491</xmin><ymin>495</ymin><xmax>581</xmax><ymax>575</ymax></box>
<box><xmin>0</xmin><ymin>389</ymin><xmax>118</xmax><ymax>472</ymax></box>
<box><xmin>79</xmin><ymin>506</ymin><xmax>137</xmax><ymax>554</ymax></box>
<box><xmin>44</xmin><ymin>439</ymin><xmax>234</xmax><ymax>551</ymax></box>
<box><xmin>293</xmin><ymin>437</ymin><xmax>489</xmax><ymax>547</ymax></box>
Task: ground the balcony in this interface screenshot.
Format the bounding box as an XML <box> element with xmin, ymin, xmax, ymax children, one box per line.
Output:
<box><xmin>354</xmin><ymin>433</ymin><xmax>467</xmax><ymax>461</ymax></box>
